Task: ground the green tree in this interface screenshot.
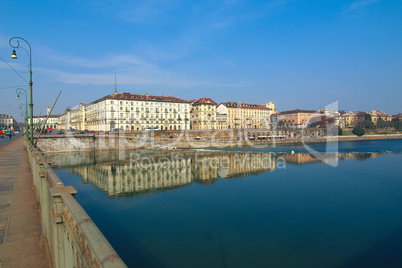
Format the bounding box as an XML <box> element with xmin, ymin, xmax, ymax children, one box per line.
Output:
<box><xmin>392</xmin><ymin>118</ymin><xmax>401</xmax><ymax>130</ymax></box>
<box><xmin>352</xmin><ymin>127</ymin><xmax>365</xmax><ymax>136</ymax></box>
<box><xmin>363</xmin><ymin>114</ymin><xmax>374</xmax><ymax>129</ymax></box>
<box><xmin>338</xmin><ymin>126</ymin><xmax>343</xmax><ymax>135</ymax></box>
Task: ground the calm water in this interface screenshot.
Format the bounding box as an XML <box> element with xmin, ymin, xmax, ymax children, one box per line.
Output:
<box><xmin>52</xmin><ymin>140</ymin><xmax>402</xmax><ymax>267</ymax></box>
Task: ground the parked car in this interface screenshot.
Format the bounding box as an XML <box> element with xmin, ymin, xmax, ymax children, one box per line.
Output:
<box><xmin>56</xmin><ymin>131</ymin><xmax>64</xmax><ymax>135</ymax></box>
<box><xmin>78</xmin><ymin>131</ymin><xmax>85</xmax><ymax>134</ymax></box>
<box><xmin>0</xmin><ymin>131</ymin><xmax>4</xmax><ymax>138</ymax></box>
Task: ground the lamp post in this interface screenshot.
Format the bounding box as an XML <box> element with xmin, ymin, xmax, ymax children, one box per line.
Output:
<box><xmin>16</xmin><ymin>88</ymin><xmax>28</xmax><ymax>135</ymax></box>
<box><xmin>9</xmin><ymin>37</ymin><xmax>33</xmax><ymax>144</ymax></box>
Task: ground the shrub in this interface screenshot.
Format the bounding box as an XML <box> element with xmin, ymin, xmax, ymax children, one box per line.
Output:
<box><xmin>352</xmin><ymin>127</ymin><xmax>365</xmax><ymax>136</ymax></box>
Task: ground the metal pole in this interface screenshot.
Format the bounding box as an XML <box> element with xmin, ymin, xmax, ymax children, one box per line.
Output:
<box><xmin>9</xmin><ymin>37</ymin><xmax>33</xmax><ymax>144</ymax></box>
<box><xmin>35</xmin><ymin>91</ymin><xmax>61</xmax><ymax>147</ymax></box>
<box><xmin>16</xmin><ymin>88</ymin><xmax>28</xmax><ymax>136</ymax></box>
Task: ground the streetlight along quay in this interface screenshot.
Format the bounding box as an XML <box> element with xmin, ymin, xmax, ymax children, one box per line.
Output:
<box><xmin>16</xmin><ymin>88</ymin><xmax>28</xmax><ymax>136</ymax></box>
<box><xmin>9</xmin><ymin>37</ymin><xmax>34</xmax><ymax>144</ymax></box>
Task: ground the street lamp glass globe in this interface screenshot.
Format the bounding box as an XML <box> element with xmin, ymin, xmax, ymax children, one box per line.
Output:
<box><xmin>11</xmin><ymin>49</ymin><xmax>17</xmax><ymax>59</ymax></box>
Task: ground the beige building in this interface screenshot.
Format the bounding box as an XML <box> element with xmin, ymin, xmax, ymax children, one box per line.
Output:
<box><xmin>190</xmin><ymin>98</ymin><xmax>217</xmax><ymax>130</ymax></box>
<box><xmin>277</xmin><ymin>109</ymin><xmax>318</xmax><ymax>128</ymax></box>
<box><xmin>368</xmin><ymin>110</ymin><xmax>393</xmax><ymax>124</ymax></box>
<box><xmin>263</xmin><ymin>102</ymin><xmax>277</xmax><ymax>113</ymax></box>
<box><xmin>0</xmin><ymin>114</ymin><xmax>16</xmax><ymax>129</ymax></box>
<box><xmin>341</xmin><ymin>111</ymin><xmax>366</xmax><ymax>128</ymax></box>
<box><xmin>85</xmin><ymin>93</ymin><xmax>191</xmax><ymax>132</ymax></box>
<box><xmin>69</xmin><ymin>103</ymin><xmax>89</xmax><ymax>131</ymax></box>
<box><xmin>32</xmin><ymin>115</ymin><xmax>60</xmax><ymax>130</ymax></box>
<box><xmin>216</xmin><ymin>112</ymin><xmax>228</xmax><ymax>130</ymax></box>
<box><xmin>216</xmin><ymin>102</ymin><xmax>271</xmax><ymax>129</ymax></box>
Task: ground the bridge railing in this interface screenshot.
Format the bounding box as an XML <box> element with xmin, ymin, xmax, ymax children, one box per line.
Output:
<box><xmin>25</xmin><ymin>137</ymin><xmax>127</xmax><ymax>268</ymax></box>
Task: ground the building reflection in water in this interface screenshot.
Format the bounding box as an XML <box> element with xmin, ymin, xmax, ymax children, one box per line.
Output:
<box><xmin>47</xmin><ymin>150</ymin><xmax>382</xmax><ymax>197</ymax></box>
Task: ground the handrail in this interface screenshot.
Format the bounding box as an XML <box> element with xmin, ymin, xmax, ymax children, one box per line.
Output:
<box><xmin>25</xmin><ymin>136</ymin><xmax>127</xmax><ymax>267</ymax></box>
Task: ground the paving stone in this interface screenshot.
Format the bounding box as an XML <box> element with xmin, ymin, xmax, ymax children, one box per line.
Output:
<box><xmin>0</xmin><ymin>137</ymin><xmax>51</xmax><ymax>267</ymax></box>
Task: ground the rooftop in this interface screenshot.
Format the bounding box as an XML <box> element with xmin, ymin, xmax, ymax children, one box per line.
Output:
<box><xmin>192</xmin><ymin>98</ymin><xmax>218</xmax><ymax>106</ymax></box>
<box><xmin>92</xmin><ymin>93</ymin><xmax>190</xmax><ymax>104</ymax></box>
<box><xmin>278</xmin><ymin>109</ymin><xmax>316</xmax><ymax>115</ymax></box>
<box><xmin>220</xmin><ymin>102</ymin><xmax>269</xmax><ymax>109</ymax></box>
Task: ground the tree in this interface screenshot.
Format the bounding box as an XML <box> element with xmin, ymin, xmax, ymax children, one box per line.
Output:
<box><xmin>392</xmin><ymin>118</ymin><xmax>401</xmax><ymax>130</ymax></box>
<box><xmin>338</xmin><ymin>126</ymin><xmax>343</xmax><ymax>135</ymax></box>
<box><xmin>363</xmin><ymin>114</ymin><xmax>374</xmax><ymax>129</ymax></box>
<box><xmin>352</xmin><ymin>127</ymin><xmax>365</xmax><ymax>136</ymax></box>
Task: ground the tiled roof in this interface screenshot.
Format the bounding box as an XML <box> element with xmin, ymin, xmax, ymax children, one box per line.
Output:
<box><xmin>220</xmin><ymin>102</ymin><xmax>269</xmax><ymax>109</ymax></box>
<box><xmin>192</xmin><ymin>98</ymin><xmax>217</xmax><ymax>106</ymax></box>
<box><xmin>33</xmin><ymin>114</ymin><xmax>61</xmax><ymax>118</ymax></box>
<box><xmin>0</xmin><ymin>114</ymin><xmax>14</xmax><ymax>119</ymax></box>
<box><xmin>92</xmin><ymin>93</ymin><xmax>190</xmax><ymax>104</ymax></box>
<box><xmin>278</xmin><ymin>109</ymin><xmax>316</xmax><ymax>115</ymax></box>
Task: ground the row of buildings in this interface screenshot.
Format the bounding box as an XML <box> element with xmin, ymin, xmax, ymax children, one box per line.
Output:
<box><xmin>0</xmin><ymin>114</ymin><xmax>16</xmax><ymax>130</ymax></box>
<box><xmin>274</xmin><ymin>109</ymin><xmax>399</xmax><ymax>129</ymax></box>
<box><xmin>30</xmin><ymin>91</ymin><xmax>399</xmax><ymax>132</ymax></box>
<box><xmin>32</xmin><ymin>92</ymin><xmax>278</xmax><ymax>132</ymax></box>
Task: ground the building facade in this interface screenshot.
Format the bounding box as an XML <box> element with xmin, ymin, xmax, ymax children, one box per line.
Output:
<box><xmin>277</xmin><ymin>109</ymin><xmax>317</xmax><ymax>128</ymax></box>
<box><xmin>32</xmin><ymin>115</ymin><xmax>61</xmax><ymax>130</ymax></box>
<box><xmin>190</xmin><ymin>98</ymin><xmax>217</xmax><ymax>130</ymax></box>
<box><xmin>69</xmin><ymin>103</ymin><xmax>88</xmax><ymax>131</ymax></box>
<box><xmin>216</xmin><ymin>102</ymin><xmax>271</xmax><ymax>129</ymax></box>
<box><xmin>85</xmin><ymin>93</ymin><xmax>191</xmax><ymax>132</ymax></box>
<box><xmin>342</xmin><ymin>111</ymin><xmax>366</xmax><ymax>128</ymax></box>
<box><xmin>0</xmin><ymin>114</ymin><xmax>15</xmax><ymax>129</ymax></box>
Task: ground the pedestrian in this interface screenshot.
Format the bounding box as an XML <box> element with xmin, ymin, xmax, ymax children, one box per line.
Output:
<box><xmin>9</xmin><ymin>133</ymin><xmax>12</xmax><ymax>140</ymax></box>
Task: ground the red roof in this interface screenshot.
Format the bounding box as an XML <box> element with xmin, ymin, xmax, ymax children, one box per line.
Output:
<box><xmin>92</xmin><ymin>93</ymin><xmax>191</xmax><ymax>104</ymax></box>
<box><xmin>279</xmin><ymin>109</ymin><xmax>316</xmax><ymax>115</ymax></box>
<box><xmin>192</xmin><ymin>98</ymin><xmax>217</xmax><ymax>106</ymax></box>
<box><xmin>220</xmin><ymin>102</ymin><xmax>269</xmax><ymax>110</ymax></box>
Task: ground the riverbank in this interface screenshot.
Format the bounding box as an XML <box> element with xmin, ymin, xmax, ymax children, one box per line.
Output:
<box><xmin>174</xmin><ymin>134</ymin><xmax>402</xmax><ymax>149</ymax></box>
<box><xmin>34</xmin><ymin>133</ymin><xmax>402</xmax><ymax>152</ymax></box>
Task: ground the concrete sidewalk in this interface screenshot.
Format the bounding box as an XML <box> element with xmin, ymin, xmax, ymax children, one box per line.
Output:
<box><xmin>0</xmin><ymin>137</ymin><xmax>51</xmax><ymax>267</ymax></box>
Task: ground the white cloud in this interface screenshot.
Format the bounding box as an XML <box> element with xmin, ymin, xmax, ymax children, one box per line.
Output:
<box><xmin>341</xmin><ymin>0</ymin><xmax>380</xmax><ymax>14</ymax></box>
<box><xmin>45</xmin><ymin>52</ymin><xmax>150</xmax><ymax>69</ymax></box>
<box><xmin>99</xmin><ymin>0</ymin><xmax>182</xmax><ymax>24</ymax></box>
<box><xmin>36</xmin><ymin>65</ymin><xmax>206</xmax><ymax>88</ymax></box>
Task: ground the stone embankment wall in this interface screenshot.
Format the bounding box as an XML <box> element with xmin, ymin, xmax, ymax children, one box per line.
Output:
<box><xmin>35</xmin><ymin>131</ymin><xmax>402</xmax><ymax>153</ymax></box>
<box><xmin>35</xmin><ymin>128</ymin><xmax>326</xmax><ymax>152</ymax></box>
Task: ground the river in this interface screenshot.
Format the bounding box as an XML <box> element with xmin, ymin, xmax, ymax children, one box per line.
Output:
<box><xmin>51</xmin><ymin>139</ymin><xmax>402</xmax><ymax>267</ymax></box>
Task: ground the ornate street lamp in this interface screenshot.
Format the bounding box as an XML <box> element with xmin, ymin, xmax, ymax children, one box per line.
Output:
<box><xmin>9</xmin><ymin>37</ymin><xmax>33</xmax><ymax>144</ymax></box>
<box><xmin>18</xmin><ymin>103</ymin><xmax>28</xmax><ymax>134</ymax></box>
<box><xmin>16</xmin><ymin>88</ymin><xmax>28</xmax><ymax>135</ymax></box>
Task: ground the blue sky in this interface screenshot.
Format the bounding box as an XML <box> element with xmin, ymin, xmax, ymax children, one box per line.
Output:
<box><xmin>0</xmin><ymin>0</ymin><xmax>401</xmax><ymax>121</ymax></box>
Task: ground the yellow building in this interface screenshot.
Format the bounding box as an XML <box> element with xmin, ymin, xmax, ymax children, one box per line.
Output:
<box><xmin>217</xmin><ymin>102</ymin><xmax>271</xmax><ymax>129</ymax></box>
<box><xmin>369</xmin><ymin>110</ymin><xmax>393</xmax><ymax>124</ymax></box>
<box><xmin>190</xmin><ymin>98</ymin><xmax>217</xmax><ymax>130</ymax></box>
<box><xmin>342</xmin><ymin>111</ymin><xmax>366</xmax><ymax>128</ymax></box>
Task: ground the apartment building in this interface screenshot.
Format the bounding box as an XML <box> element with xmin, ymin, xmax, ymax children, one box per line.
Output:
<box><xmin>190</xmin><ymin>98</ymin><xmax>217</xmax><ymax>130</ymax></box>
<box><xmin>276</xmin><ymin>109</ymin><xmax>318</xmax><ymax>128</ymax></box>
<box><xmin>0</xmin><ymin>114</ymin><xmax>15</xmax><ymax>129</ymax></box>
<box><xmin>85</xmin><ymin>93</ymin><xmax>191</xmax><ymax>131</ymax></box>
<box><xmin>216</xmin><ymin>102</ymin><xmax>271</xmax><ymax>129</ymax></box>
